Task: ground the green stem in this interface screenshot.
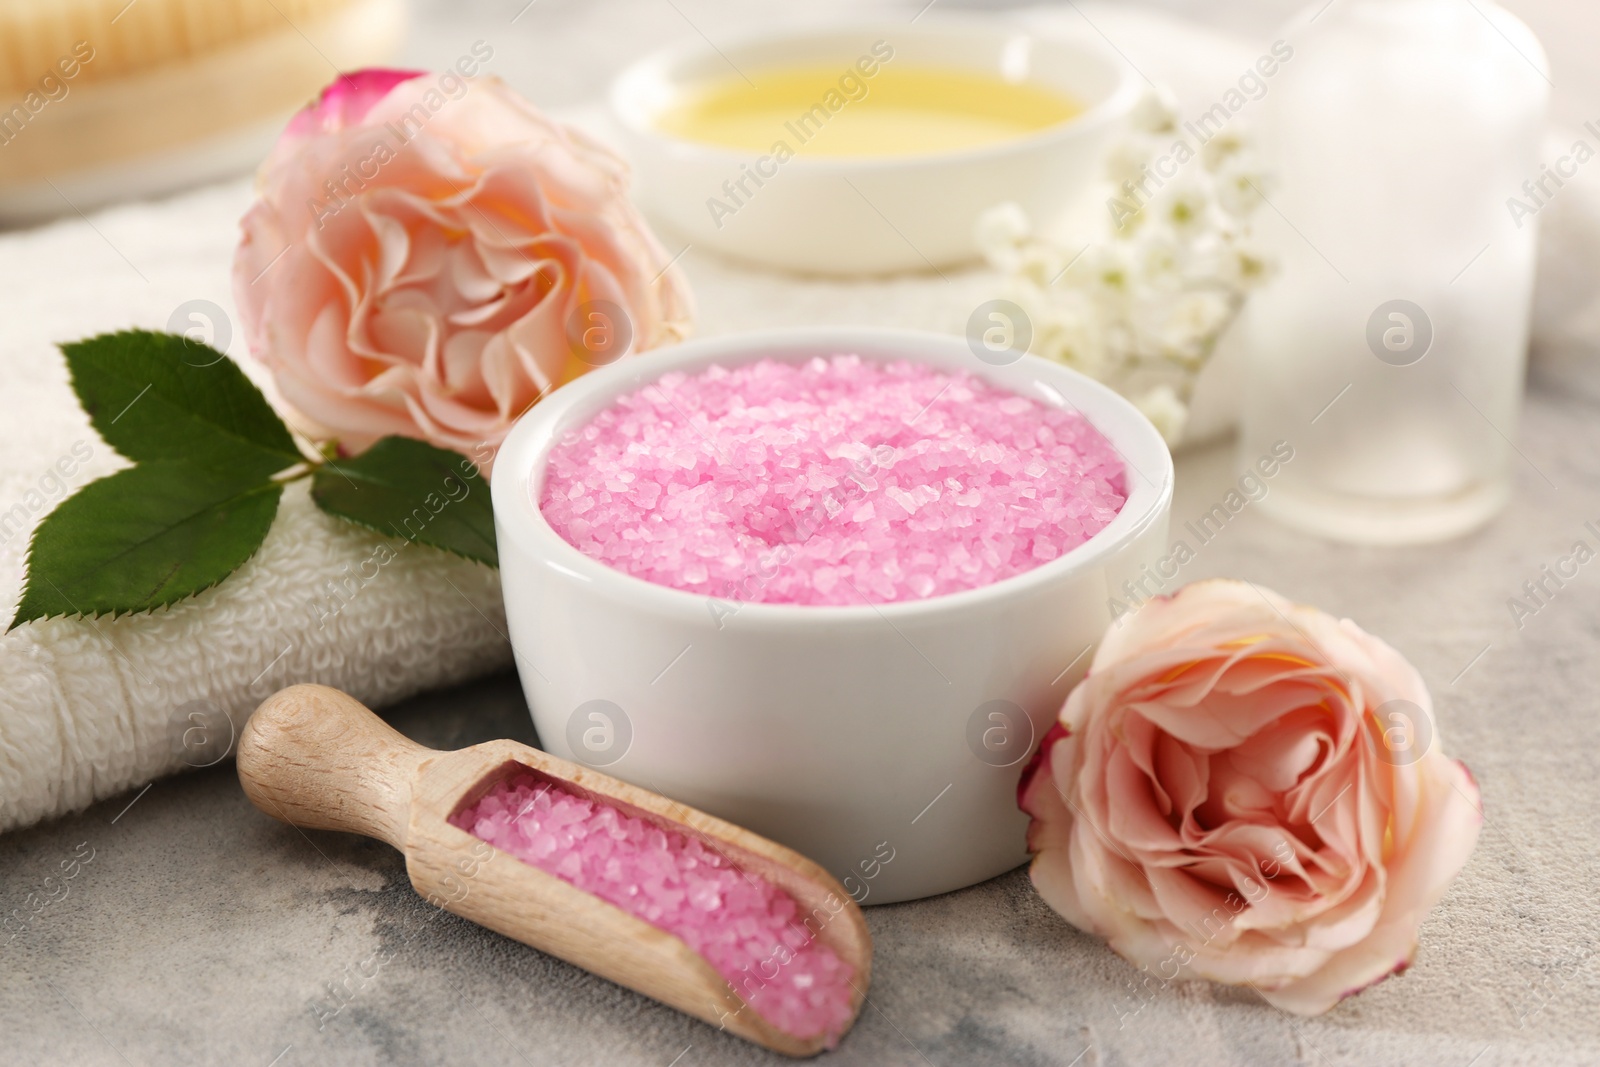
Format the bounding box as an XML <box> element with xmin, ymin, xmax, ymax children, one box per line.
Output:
<box><xmin>271</xmin><ymin>462</ymin><xmax>318</xmax><ymax>485</ymax></box>
<box><xmin>275</xmin><ymin>432</ymin><xmax>342</xmax><ymax>484</ymax></box>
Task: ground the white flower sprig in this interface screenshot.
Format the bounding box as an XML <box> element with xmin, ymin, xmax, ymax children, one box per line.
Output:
<box><xmin>975</xmin><ymin>89</ymin><xmax>1274</xmax><ymax>444</ymax></box>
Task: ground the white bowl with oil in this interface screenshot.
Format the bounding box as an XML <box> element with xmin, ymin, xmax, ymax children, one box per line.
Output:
<box><xmin>609</xmin><ymin>19</ymin><xmax>1140</xmax><ymax>276</ymax></box>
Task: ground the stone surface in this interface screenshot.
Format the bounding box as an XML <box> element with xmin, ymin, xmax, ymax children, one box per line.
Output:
<box><xmin>5</xmin><ymin>385</ymin><xmax>1600</xmax><ymax>1065</ymax></box>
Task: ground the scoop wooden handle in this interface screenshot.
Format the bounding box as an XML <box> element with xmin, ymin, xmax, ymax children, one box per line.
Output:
<box><xmin>237</xmin><ymin>684</ymin><xmax>874</xmax><ymax>1056</ymax></box>
<box><xmin>237</xmin><ymin>684</ymin><xmax>433</xmax><ymax>849</ymax></box>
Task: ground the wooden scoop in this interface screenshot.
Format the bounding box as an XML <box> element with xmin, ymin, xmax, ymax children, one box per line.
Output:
<box><xmin>236</xmin><ymin>684</ymin><xmax>872</xmax><ymax>1057</ymax></box>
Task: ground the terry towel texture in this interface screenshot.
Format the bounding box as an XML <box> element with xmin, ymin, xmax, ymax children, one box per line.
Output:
<box><xmin>0</xmin><ymin>181</ymin><xmax>511</xmax><ymax>832</ymax></box>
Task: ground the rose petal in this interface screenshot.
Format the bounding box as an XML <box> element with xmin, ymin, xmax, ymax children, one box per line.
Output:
<box><xmin>1020</xmin><ymin>580</ymin><xmax>1481</xmax><ymax>1016</ymax></box>
<box><xmin>233</xmin><ymin>71</ymin><xmax>693</xmax><ymax>471</ymax></box>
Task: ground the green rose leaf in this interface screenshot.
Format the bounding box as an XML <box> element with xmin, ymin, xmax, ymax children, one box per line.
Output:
<box><xmin>10</xmin><ymin>461</ymin><xmax>283</xmax><ymax>629</ymax></box>
<box><xmin>63</xmin><ymin>330</ymin><xmax>301</xmax><ymax>475</ymax></box>
<box><xmin>311</xmin><ymin>437</ymin><xmax>496</xmax><ymax>567</ymax></box>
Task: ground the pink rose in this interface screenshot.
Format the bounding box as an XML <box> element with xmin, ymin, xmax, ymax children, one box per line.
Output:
<box><xmin>233</xmin><ymin>69</ymin><xmax>693</xmax><ymax>467</ymax></box>
<box><xmin>1019</xmin><ymin>579</ymin><xmax>1480</xmax><ymax>1015</ymax></box>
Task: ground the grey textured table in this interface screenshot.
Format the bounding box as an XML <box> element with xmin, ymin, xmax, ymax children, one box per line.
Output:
<box><xmin>6</xmin><ymin>0</ymin><xmax>1600</xmax><ymax>1064</ymax></box>
<box><xmin>6</xmin><ymin>387</ymin><xmax>1600</xmax><ymax>1065</ymax></box>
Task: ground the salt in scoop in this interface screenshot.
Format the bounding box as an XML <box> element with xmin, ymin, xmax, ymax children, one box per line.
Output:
<box><xmin>236</xmin><ymin>684</ymin><xmax>871</xmax><ymax>1055</ymax></box>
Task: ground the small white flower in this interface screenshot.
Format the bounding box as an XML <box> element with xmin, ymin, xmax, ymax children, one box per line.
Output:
<box><xmin>1205</xmin><ymin>240</ymin><xmax>1271</xmax><ymax>289</ymax></box>
<box><xmin>1129</xmin><ymin>86</ymin><xmax>1181</xmax><ymax>135</ymax></box>
<box><xmin>1214</xmin><ymin>162</ymin><xmax>1268</xmax><ymax>217</ymax></box>
<box><xmin>1105</xmin><ymin>139</ymin><xmax>1155</xmax><ymax>188</ymax></box>
<box><xmin>1201</xmin><ymin>126</ymin><xmax>1250</xmax><ymax>171</ymax></box>
<box><xmin>1134</xmin><ymin>228</ymin><xmax>1183</xmax><ymax>282</ymax></box>
<box><xmin>1091</xmin><ymin>242</ymin><xmax>1137</xmax><ymax>295</ymax></box>
<box><xmin>1034</xmin><ymin>296</ymin><xmax>1108</xmax><ymax>378</ymax></box>
<box><xmin>1106</xmin><ymin>193</ymin><xmax>1149</xmax><ymax>236</ymax></box>
<box><xmin>1162</xmin><ymin>291</ymin><xmax>1236</xmax><ymax>366</ymax></box>
<box><xmin>1134</xmin><ymin>384</ymin><xmax>1189</xmax><ymax>445</ymax></box>
<box><xmin>1016</xmin><ymin>243</ymin><xmax>1069</xmax><ymax>289</ymax></box>
<box><xmin>1163</xmin><ymin>183</ymin><xmax>1212</xmax><ymax>236</ymax></box>
<box><xmin>975</xmin><ymin>202</ymin><xmax>1032</xmax><ymax>258</ymax></box>
<box><xmin>972</xmin><ymin>86</ymin><xmax>1272</xmax><ymax>447</ymax></box>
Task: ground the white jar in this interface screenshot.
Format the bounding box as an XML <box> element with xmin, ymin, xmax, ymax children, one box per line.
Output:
<box><xmin>1239</xmin><ymin>0</ymin><xmax>1549</xmax><ymax>543</ymax></box>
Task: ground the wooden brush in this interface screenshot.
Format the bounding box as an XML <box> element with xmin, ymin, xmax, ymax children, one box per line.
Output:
<box><xmin>236</xmin><ymin>684</ymin><xmax>872</xmax><ymax>1057</ymax></box>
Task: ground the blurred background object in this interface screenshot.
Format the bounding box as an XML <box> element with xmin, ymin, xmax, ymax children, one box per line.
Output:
<box><xmin>0</xmin><ymin>0</ymin><xmax>404</xmax><ymax>224</ymax></box>
<box><xmin>608</xmin><ymin>20</ymin><xmax>1139</xmax><ymax>274</ymax></box>
<box><xmin>1</xmin><ymin>0</ymin><xmax>1594</xmax><ymax>223</ymax></box>
<box><xmin>1239</xmin><ymin>0</ymin><xmax>1548</xmax><ymax>543</ymax></box>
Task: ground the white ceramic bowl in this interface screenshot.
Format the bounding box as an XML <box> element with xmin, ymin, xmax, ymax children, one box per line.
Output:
<box><xmin>491</xmin><ymin>328</ymin><xmax>1172</xmax><ymax>903</ymax></box>
<box><xmin>608</xmin><ymin>20</ymin><xmax>1140</xmax><ymax>275</ymax></box>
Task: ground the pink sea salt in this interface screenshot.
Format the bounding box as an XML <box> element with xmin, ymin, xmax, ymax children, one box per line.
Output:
<box><xmin>539</xmin><ymin>355</ymin><xmax>1127</xmax><ymax>605</ymax></box>
<box><xmin>452</xmin><ymin>772</ymin><xmax>856</xmax><ymax>1043</ymax></box>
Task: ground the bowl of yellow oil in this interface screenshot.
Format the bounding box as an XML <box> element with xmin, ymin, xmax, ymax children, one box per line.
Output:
<box><xmin>609</xmin><ymin>19</ymin><xmax>1139</xmax><ymax>275</ymax></box>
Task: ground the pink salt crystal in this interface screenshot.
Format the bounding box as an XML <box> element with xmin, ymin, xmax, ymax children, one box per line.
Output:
<box><xmin>453</xmin><ymin>772</ymin><xmax>856</xmax><ymax>1044</ymax></box>
<box><xmin>540</xmin><ymin>356</ymin><xmax>1128</xmax><ymax>605</ymax></box>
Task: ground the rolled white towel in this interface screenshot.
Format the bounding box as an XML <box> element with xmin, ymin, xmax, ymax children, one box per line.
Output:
<box><xmin>0</xmin><ymin>180</ymin><xmax>510</xmax><ymax>833</ymax></box>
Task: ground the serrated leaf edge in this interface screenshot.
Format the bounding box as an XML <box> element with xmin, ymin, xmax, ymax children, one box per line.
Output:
<box><xmin>61</xmin><ymin>329</ymin><xmax>301</xmax><ymax>468</ymax></box>
<box><xmin>309</xmin><ymin>476</ymin><xmax>498</xmax><ymax>568</ymax></box>
<box><xmin>7</xmin><ymin>475</ymin><xmax>285</xmax><ymax>632</ymax></box>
